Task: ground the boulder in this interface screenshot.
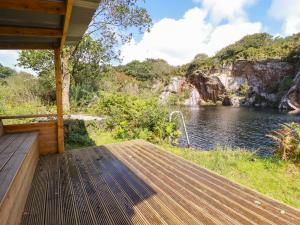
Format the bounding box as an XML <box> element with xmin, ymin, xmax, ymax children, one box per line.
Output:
<box><xmin>222</xmin><ymin>96</ymin><xmax>231</xmax><ymax>106</ymax></box>
<box><xmin>279</xmin><ymin>71</ymin><xmax>300</xmax><ymax>111</ymax></box>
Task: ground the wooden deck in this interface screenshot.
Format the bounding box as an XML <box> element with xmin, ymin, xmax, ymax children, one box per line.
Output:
<box><xmin>0</xmin><ymin>132</ymin><xmax>39</xmax><ymax>225</ymax></box>
<box><xmin>20</xmin><ymin>140</ymin><xmax>300</xmax><ymax>225</ymax></box>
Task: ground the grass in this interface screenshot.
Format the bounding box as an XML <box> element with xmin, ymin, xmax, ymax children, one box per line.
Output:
<box><xmin>67</xmin><ymin>130</ymin><xmax>300</xmax><ymax>209</ymax></box>
<box><xmin>161</xmin><ymin>144</ymin><xmax>300</xmax><ymax>209</ymax></box>
<box><xmin>92</xmin><ymin>130</ymin><xmax>124</xmax><ymax>146</ymax></box>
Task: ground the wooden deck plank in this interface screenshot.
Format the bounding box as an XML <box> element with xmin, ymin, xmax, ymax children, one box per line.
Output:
<box><xmin>109</xmin><ymin>144</ymin><xmax>244</xmax><ymax>225</ymax></box>
<box><xmin>0</xmin><ymin>133</ymin><xmax>28</xmax><ymax>170</ymax></box>
<box><xmin>0</xmin><ymin>132</ymin><xmax>39</xmax><ymax>225</ymax></box>
<box><xmin>20</xmin><ymin>157</ymin><xmax>48</xmax><ymax>225</ymax></box>
<box><xmin>135</xmin><ymin>140</ymin><xmax>300</xmax><ymax>222</ymax></box>
<box><xmin>0</xmin><ymin>133</ymin><xmax>38</xmax><ymax>202</ymax></box>
<box><xmin>58</xmin><ymin>154</ymin><xmax>79</xmax><ymax>225</ymax></box>
<box><xmin>93</xmin><ymin>147</ymin><xmax>204</xmax><ymax>225</ymax></box>
<box><xmin>70</xmin><ymin>151</ymin><xmax>118</xmax><ymax>225</ymax></box>
<box><xmin>65</xmin><ymin>152</ymin><xmax>96</xmax><ymax>225</ymax></box>
<box><xmin>20</xmin><ymin>140</ymin><xmax>300</xmax><ymax>225</ymax></box>
<box><xmin>0</xmin><ymin>134</ymin><xmax>18</xmax><ymax>154</ymax></box>
<box><xmin>126</xmin><ymin>143</ymin><xmax>288</xmax><ymax>225</ymax></box>
<box><xmin>78</xmin><ymin>149</ymin><xmax>144</xmax><ymax>225</ymax></box>
<box><xmin>87</xmin><ymin>148</ymin><xmax>182</xmax><ymax>225</ymax></box>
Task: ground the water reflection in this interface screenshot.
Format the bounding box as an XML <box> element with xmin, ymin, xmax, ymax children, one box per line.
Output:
<box><xmin>178</xmin><ymin>106</ymin><xmax>300</xmax><ymax>156</ymax></box>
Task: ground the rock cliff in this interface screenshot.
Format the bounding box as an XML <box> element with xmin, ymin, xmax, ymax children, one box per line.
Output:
<box><xmin>160</xmin><ymin>60</ymin><xmax>300</xmax><ymax>111</ymax></box>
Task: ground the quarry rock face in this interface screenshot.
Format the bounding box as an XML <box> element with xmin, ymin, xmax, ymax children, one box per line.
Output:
<box><xmin>232</xmin><ymin>60</ymin><xmax>295</xmax><ymax>94</ymax></box>
<box><xmin>279</xmin><ymin>70</ymin><xmax>300</xmax><ymax>111</ymax></box>
<box><xmin>159</xmin><ymin>76</ymin><xmax>202</xmax><ymax>106</ymax></box>
<box><xmin>184</xmin><ymin>87</ymin><xmax>201</xmax><ymax>107</ymax></box>
<box><xmin>188</xmin><ymin>60</ymin><xmax>298</xmax><ymax>109</ymax></box>
<box><xmin>160</xmin><ymin>60</ymin><xmax>299</xmax><ymax>111</ymax></box>
<box><xmin>189</xmin><ymin>71</ymin><xmax>226</xmax><ymax>103</ymax></box>
<box><xmin>159</xmin><ymin>77</ymin><xmax>186</xmax><ymax>103</ymax></box>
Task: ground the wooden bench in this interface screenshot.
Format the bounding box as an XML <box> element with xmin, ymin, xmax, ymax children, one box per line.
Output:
<box><xmin>0</xmin><ymin>120</ymin><xmax>39</xmax><ymax>225</ymax></box>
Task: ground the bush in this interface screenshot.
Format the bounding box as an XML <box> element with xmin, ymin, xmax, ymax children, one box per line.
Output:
<box><xmin>268</xmin><ymin>122</ymin><xmax>300</xmax><ymax>162</ymax></box>
<box><xmin>88</xmin><ymin>92</ymin><xmax>180</xmax><ymax>143</ymax></box>
<box><xmin>239</xmin><ymin>83</ymin><xmax>250</xmax><ymax>96</ymax></box>
<box><xmin>64</xmin><ymin>120</ymin><xmax>100</xmax><ymax>149</ymax></box>
<box><xmin>0</xmin><ymin>73</ymin><xmax>53</xmax><ymax>119</ymax></box>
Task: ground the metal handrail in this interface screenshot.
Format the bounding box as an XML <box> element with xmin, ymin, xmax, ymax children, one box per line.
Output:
<box><xmin>169</xmin><ymin>111</ymin><xmax>191</xmax><ymax>148</ymax></box>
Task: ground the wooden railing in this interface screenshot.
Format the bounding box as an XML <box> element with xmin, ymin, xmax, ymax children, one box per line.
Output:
<box><xmin>1</xmin><ymin>114</ymin><xmax>59</xmax><ymax>155</ymax></box>
<box><xmin>0</xmin><ymin>114</ymin><xmax>57</xmax><ymax>120</ymax></box>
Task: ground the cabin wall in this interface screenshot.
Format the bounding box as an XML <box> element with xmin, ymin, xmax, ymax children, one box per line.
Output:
<box><xmin>0</xmin><ymin>119</ymin><xmax>3</xmax><ymax>136</ymax></box>
<box><xmin>4</xmin><ymin>122</ymin><xmax>58</xmax><ymax>155</ymax></box>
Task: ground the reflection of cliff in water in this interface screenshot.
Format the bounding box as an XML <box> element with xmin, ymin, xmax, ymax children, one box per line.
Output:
<box><xmin>177</xmin><ymin>106</ymin><xmax>300</xmax><ymax>156</ymax></box>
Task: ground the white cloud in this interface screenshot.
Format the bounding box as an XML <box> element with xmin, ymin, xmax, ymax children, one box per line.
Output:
<box><xmin>0</xmin><ymin>50</ymin><xmax>18</xmax><ymax>68</ymax></box>
<box><xmin>201</xmin><ymin>0</ymin><xmax>257</xmax><ymax>24</ymax></box>
<box><xmin>269</xmin><ymin>0</ymin><xmax>300</xmax><ymax>35</ymax></box>
<box><xmin>0</xmin><ymin>50</ymin><xmax>34</xmax><ymax>74</ymax></box>
<box><xmin>121</xmin><ymin>6</ymin><xmax>262</xmax><ymax>66</ymax></box>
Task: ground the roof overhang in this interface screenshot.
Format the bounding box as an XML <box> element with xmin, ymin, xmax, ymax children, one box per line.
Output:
<box><xmin>0</xmin><ymin>0</ymin><xmax>100</xmax><ymax>50</ymax></box>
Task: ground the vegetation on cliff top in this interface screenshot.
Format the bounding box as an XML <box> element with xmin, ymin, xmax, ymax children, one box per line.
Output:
<box><xmin>187</xmin><ymin>33</ymin><xmax>300</xmax><ymax>74</ymax></box>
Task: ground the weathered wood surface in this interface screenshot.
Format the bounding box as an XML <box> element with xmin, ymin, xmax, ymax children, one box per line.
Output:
<box><xmin>0</xmin><ymin>1</ymin><xmax>66</xmax><ymax>14</ymax></box>
<box><xmin>4</xmin><ymin>122</ymin><xmax>58</xmax><ymax>155</ymax></box>
<box><xmin>0</xmin><ymin>120</ymin><xmax>3</xmax><ymax>137</ymax></box>
<box><xmin>21</xmin><ymin>140</ymin><xmax>300</xmax><ymax>225</ymax></box>
<box><xmin>0</xmin><ymin>114</ymin><xmax>56</xmax><ymax>120</ymax></box>
<box><xmin>54</xmin><ymin>49</ymin><xmax>64</xmax><ymax>154</ymax></box>
<box><xmin>0</xmin><ymin>132</ymin><xmax>39</xmax><ymax>225</ymax></box>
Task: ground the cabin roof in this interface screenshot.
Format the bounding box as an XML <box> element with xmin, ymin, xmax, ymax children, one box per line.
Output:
<box><xmin>0</xmin><ymin>0</ymin><xmax>100</xmax><ymax>49</ymax></box>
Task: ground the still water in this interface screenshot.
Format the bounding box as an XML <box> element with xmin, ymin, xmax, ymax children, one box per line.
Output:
<box><xmin>178</xmin><ymin>106</ymin><xmax>300</xmax><ymax>156</ymax></box>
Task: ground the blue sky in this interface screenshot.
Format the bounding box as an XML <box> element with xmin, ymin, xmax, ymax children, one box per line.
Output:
<box><xmin>120</xmin><ymin>0</ymin><xmax>300</xmax><ymax>65</ymax></box>
<box><xmin>1</xmin><ymin>0</ymin><xmax>300</xmax><ymax>71</ymax></box>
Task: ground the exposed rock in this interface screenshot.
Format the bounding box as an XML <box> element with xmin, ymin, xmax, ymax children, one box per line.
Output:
<box><xmin>188</xmin><ymin>60</ymin><xmax>297</xmax><ymax>108</ymax></box>
<box><xmin>222</xmin><ymin>96</ymin><xmax>231</xmax><ymax>106</ymax></box>
<box><xmin>159</xmin><ymin>77</ymin><xmax>186</xmax><ymax>103</ymax></box>
<box><xmin>160</xmin><ymin>60</ymin><xmax>299</xmax><ymax>110</ymax></box>
<box><xmin>231</xmin><ymin>96</ymin><xmax>243</xmax><ymax>107</ymax></box>
<box><xmin>184</xmin><ymin>87</ymin><xmax>201</xmax><ymax>107</ymax></box>
<box><xmin>222</xmin><ymin>96</ymin><xmax>243</xmax><ymax>107</ymax></box>
<box><xmin>164</xmin><ymin>77</ymin><xmax>186</xmax><ymax>93</ymax></box>
<box><xmin>218</xmin><ymin>73</ymin><xmax>247</xmax><ymax>91</ymax></box>
<box><xmin>189</xmin><ymin>70</ymin><xmax>226</xmax><ymax>103</ymax></box>
<box><xmin>232</xmin><ymin>60</ymin><xmax>295</xmax><ymax>95</ymax></box>
<box><xmin>279</xmin><ymin>70</ymin><xmax>300</xmax><ymax>111</ymax></box>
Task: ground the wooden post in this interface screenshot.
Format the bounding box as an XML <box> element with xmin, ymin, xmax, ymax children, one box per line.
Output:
<box><xmin>54</xmin><ymin>48</ymin><xmax>64</xmax><ymax>153</ymax></box>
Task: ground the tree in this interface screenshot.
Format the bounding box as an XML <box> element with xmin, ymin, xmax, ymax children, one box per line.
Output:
<box><xmin>121</xmin><ymin>59</ymin><xmax>174</xmax><ymax>82</ymax></box>
<box><xmin>18</xmin><ymin>0</ymin><xmax>152</xmax><ymax>112</ymax></box>
<box><xmin>0</xmin><ymin>63</ymin><xmax>16</xmax><ymax>79</ymax></box>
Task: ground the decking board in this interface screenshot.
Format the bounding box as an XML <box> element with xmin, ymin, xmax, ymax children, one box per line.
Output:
<box><xmin>21</xmin><ymin>140</ymin><xmax>300</xmax><ymax>225</ymax></box>
<box><xmin>0</xmin><ymin>132</ymin><xmax>39</xmax><ymax>225</ymax></box>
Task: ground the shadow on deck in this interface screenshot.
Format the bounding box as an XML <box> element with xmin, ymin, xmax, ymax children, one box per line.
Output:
<box><xmin>21</xmin><ymin>140</ymin><xmax>300</xmax><ymax>225</ymax></box>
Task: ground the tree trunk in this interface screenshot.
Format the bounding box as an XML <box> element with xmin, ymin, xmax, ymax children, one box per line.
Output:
<box><xmin>61</xmin><ymin>50</ymin><xmax>71</xmax><ymax>112</ymax></box>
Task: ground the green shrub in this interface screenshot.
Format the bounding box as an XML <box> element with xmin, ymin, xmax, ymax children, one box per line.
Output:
<box><xmin>0</xmin><ymin>73</ymin><xmax>54</xmax><ymax>120</ymax></box>
<box><xmin>239</xmin><ymin>83</ymin><xmax>250</xmax><ymax>96</ymax></box>
<box><xmin>268</xmin><ymin>122</ymin><xmax>300</xmax><ymax>162</ymax></box>
<box><xmin>64</xmin><ymin>120</ymin><xmax>100</xmax><ymax>149</ymax></box>
<box><xmin>88</xmin><ymin>92</ymin><xmax>180</xmax><ymax>143</ymax></box>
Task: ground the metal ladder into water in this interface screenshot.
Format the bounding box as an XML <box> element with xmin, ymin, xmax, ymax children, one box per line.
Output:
<box><xmin>169</xmin><ymin>111</ymin><xmax>191</xmax><ymax>148</ymax></box>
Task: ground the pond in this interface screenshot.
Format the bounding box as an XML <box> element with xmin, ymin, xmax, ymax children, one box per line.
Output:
<box><xmin>177</xmin><ymin>106</ymin><xmax>300</xmax><ymax>156</ymax></box>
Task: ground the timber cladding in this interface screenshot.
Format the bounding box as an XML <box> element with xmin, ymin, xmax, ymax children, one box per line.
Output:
<box><xmin>0</xmin><ymin>120</ymin><xmax>3</xmax><ymax>136</ymax></box>
<box><xmin>3</xmin><ymin>122</ymin><xmax>58</xmax><ymax>155</ymax></box>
